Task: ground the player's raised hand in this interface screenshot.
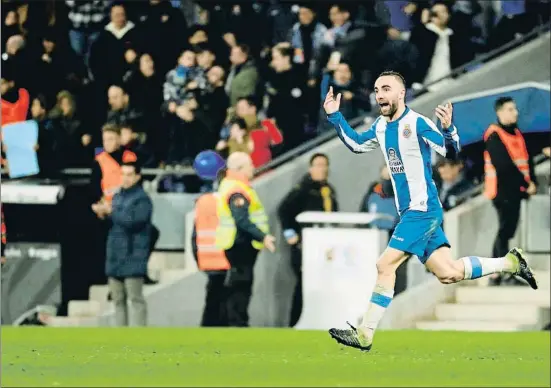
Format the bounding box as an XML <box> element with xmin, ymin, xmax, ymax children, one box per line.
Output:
<box><xmin>323</xmin><ymin>86</ymin><xmax>342</xmax><ymax>115</ymax></box>
<box><xmin>435</xmin><ymin>101</ymin><xmax>453</xmax><ymax>129</ymax></box>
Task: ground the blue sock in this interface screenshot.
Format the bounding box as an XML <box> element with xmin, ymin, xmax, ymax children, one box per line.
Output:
<box><xmin>361</xmin><ymin>285</ymin><xmax>394</xmax><ymax>331</ymax></box>
<box><xmin>461</xmin><ymin>255</ymin><xmax>516</xmax><ymax>279</ymax></box>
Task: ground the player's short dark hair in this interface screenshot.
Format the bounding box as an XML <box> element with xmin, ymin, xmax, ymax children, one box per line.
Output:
<box><xmin>494</xmin><ymin>96</ymin><xmax>515</xmax><ymax>112</ymax></box>
<box><xmin>122</xmin><ymin>161</ymin><xmax>141</xmax><ymax>175</ymax></box>
<box><xmin>310</xmin><ymin>152</ymin><xmax>329</xmax><ymax>166</ymax></box>
<box><xmin>230</xmin><ymin>117</ymin><xmax>247</xmax><ymax>130</ymax></box>
<box><xmin>378</xmin><ymin>71</ymin><xmax>406</xmax><ymax>88</ymax></box>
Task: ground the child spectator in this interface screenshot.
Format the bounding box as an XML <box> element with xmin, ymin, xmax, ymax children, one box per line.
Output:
<box><xmin>163</xmin><ymin>48</ymin><xmax>198</xmax><ymax>113</ymax></box>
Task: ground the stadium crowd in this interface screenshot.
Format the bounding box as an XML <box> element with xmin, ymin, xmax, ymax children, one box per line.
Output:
<box><xmin>2</xmin><ymin>0</ymin><xmax>549</xmax><ymax>183</ymax></box>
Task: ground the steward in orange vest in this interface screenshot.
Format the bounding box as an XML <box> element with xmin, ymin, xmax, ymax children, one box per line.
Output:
<box><xmin>193</xmin><ymin>193</ymin><xmax>230</xmax><ymax>271</ymax></box>
<box><xmin>191</xmin><ymin>167</ymin><xmax>230</xmax><ymax>327</ymax></box>
<box><xmin>91</xmin><ymin>124</ymin><xmax>137</xmax><ymax>204</ymax></box>
<box><xmin>483</xmin><ymin>123</ymin><xmax>533</xmax><ymax>201</ymax></box>
<box><xmin>483</xmin><ymin>97</ymin><xmax>536</xmax><ymax>285</ymax></box>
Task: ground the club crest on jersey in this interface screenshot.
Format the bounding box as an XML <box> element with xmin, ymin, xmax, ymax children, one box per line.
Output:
<box><xmin>402</xmin><ymin>124</ymin><xmax>411</xmax><ymax>138</ymax></box>
<box><xmin>387</xmin><ymin>148</ymin><xmax>405</xmax><ymax>174</ymax></box>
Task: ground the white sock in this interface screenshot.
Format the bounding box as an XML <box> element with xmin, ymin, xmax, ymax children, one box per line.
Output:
<box><xmin>461</xmin><ymin>255</ymin><xmax>518</xmax><ymax>280</ymax></box>
<box><xmin>360</xmin><ymin>284</ymin><xmax>394</xmax><ymax>335</ymax></box>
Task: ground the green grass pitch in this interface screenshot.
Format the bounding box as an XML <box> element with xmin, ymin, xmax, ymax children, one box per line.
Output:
<box><xmin>2</xmin><ymin>327</ymin><xmax>549</xmax><ymax>387</ymax></box>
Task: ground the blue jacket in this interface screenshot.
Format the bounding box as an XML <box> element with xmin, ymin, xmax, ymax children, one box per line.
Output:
<box><xmin>106</xmin><ymin>183</ymin><xmax>153</xmax><ymax>278</ymax></box>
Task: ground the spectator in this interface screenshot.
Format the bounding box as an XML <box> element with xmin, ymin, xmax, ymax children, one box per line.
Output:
<box><xmin>194</xmin><ymin>44</ymin><xmax>217</xmax><ymax>90</ymax></box>
<box><xmin>278</xmin><ymin>153</ymin><xmax>339</xmax><ymax>327</ymax></box>
<box><xmin>288</xmin><ymin>4</ymin><xmax>327</xmax><ymax>82</ymax></box>
<box><xmin>34</xmin><ymin>28</ymin><xmax>87</xmax><ymax>103</ymax></box>
<box><xmin>384</xmin><ymin>1</ymin><xmax>416</xmax><ymax>40</ymax></box>
<box><xmin>483</xmin><ymin>97</ymin><xmax>537</xmax><ymax>286</ymax></box>
<box><xmin>224</xmin><ymin>44</ymin><xmax>260</xmax><ymax>107</ymax></box>
<box><xmin>312</xmin><ymin>4</ymin><xmax>381</xmax><ymax>84</ymax></box>
<box><xmin>124</xmin><ymin>53</ymin><xmax>164</xmax><ymax>163</ymax></box>
<box><xmin>120</xmin><ymin>124</ymin><xmax>156</xmax><ymax>168</ymax></box>
<box><xmin>106</xmin><ymin>84</ymin><xmax>144</xmax><ymax>136</ymax></box>
<box><xmin>266</xmin><ymin>43</ymin><xmax>307</xmax><ymax>153</ymax></box>
<box><xmin>487</xmin><ymin>0</ymin><xmax>539</xmax><ymax>51</ymax></box>
<box><xmin>90</xmin><ymin>123</ymin><xmax>137</xmax><ymax>205</ymax></box>
<box><xmin>65</xmin><ymin>0</ymin><xmax>110</xmax><ymax>69</ymax></box>
<box><xmin>48</xmin><ymin>90</ymin><xmax>92</xmax><ymax>168</ymax></box>
<box><xmin>134</xmin><ymin>0</ymin><xmax>188</xmax><ymax>77</ymax></box>
<box><xmin>30</xmin><ymin>95</ymin><xmax>55</xmax><ymax>175</ymax></box>
<box><xmin>89</xmin><ymin>2</ymin><xmax>140</xmax><ymax>89</ymax></box>
<box><xmin>165</xmin><ymin>95</ymin><xmax>211</xmax><ymax>167</ymax></box>
<box><xmin>2</xmin><ymin>34</ymin><xmax>33</xmax><ymax>91</ymax></box>
<box><xmin>409</xmin><ymin>1</ymin><xmax>474</xmax><ymax>91</ymax></box>
<box><xmin>1</xmin><ymin>60</ymin><xmax>30</xmax><ymax>127</ymax></box>
<box><xmin>94</xmin><ymin>161</ymin><xmax>153</xmax><ymax>327</ymax></box>
<box><xmin>436</xmin><ymin>159</ymin><xmax>474</xmax><ymax>211</ymax></box>
<box><xmin>216</xmin><ymin>118</ymin><xmax>253</xmax><ymax>157</ymax></box>
<box><xmin>233</xmin><ymin>97</ymin><xmax>283</xmax><ymax>168</ymax></box>
<box><xmin>2</xmin><ymin>7</ymin><xmax>23</xmax><ymax>54</ymax></box>
<box><xmin>163</xmin><ymin>48</ymin><xmax>198</xmax><ymax>112</ymax></box>
<box><xmin>324</xmin><ymin>62</ymin><xmax>370</xmax><ymax>122</ymax></box>
<box><xmin>195</xmin><ymin>65</ymin><xmax>229</xmax><ymax>141</ymax></box>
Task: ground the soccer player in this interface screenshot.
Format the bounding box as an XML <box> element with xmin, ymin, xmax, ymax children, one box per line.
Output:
<box><xmin>324</xmin><ymin>71</ymin><xmax>538</xmax><ymax>352</ymax></box>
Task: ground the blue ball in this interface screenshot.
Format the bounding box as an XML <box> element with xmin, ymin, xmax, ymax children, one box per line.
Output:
<box><xmin>193</xmin><ymin>150</ymin><xmax>226</xmax><ymax>181</ymax></box>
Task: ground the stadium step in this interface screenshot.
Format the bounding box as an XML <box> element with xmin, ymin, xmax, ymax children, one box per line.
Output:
<box><xmin>434</xmin><ymin>303</ymin><xmax>550</xmax><ymax>324</ymax></box>
<box><xmin>88</xmin><ymin>284</ymin><xmax>160</xmax><ymax>306</ymax></box>
<box><xmin>159</xmin><ymin>268</ymin><xmax>194</xmax><ymax>284</ymax></box>
<box><xmin>526</xmin><ymin>253</ymin><xmax>550</xmax><ymax>271</ymax></box>
<box><xmin>415</xmin><ymin>320</ymin><xmax>540</xmax><ymax>332</ymax></box>
<box><xmin>455</xmin><ymin>286</ymin><xmax>550</xmax><ymax>307</ymax></box>
<box><xmin>47</xmin><ymin>316</ymin><xmax>100</xmax><ymax>327</ymax></box>
<box><xmin>68</xmin><ymin>300</ymin><xmax>102</xmax><ymax>318</ymax></box>
<box><xmin>148</xmin><ymin>251</ymin><xmax>186</xmax><ymax>281</ymax></box>
<box><xmin>534</xmin><ymin>270</ymin><xmax>550</xmax><ymax>289</ymax></box>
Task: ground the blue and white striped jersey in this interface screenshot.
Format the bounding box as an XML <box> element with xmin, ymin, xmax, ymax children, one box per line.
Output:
<box><xmin>328</xmin><ymin>107</ymin><xmax>460</xmax><ymax>215</ymax></box>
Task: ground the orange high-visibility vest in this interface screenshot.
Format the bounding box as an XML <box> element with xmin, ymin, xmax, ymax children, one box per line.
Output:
<box><xmin>483</xmin><ymin>124</ymin><xmax>530</xmax><ymax>200</ymax></box>
<box><xmin>195</xmin><ymin>193</ymin><xmax>230</xmax><ymax>271</ymax></box>
<box><xmin>95</xmin><ymin>150</ymin><xmax>137</xmax><ymax>202</ymax></box>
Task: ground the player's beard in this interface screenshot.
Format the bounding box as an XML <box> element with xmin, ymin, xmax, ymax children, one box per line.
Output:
<box><xmin>380</xmin><ymin>101</ymin><xmax>398</xmax><ymax>118</ymax></box>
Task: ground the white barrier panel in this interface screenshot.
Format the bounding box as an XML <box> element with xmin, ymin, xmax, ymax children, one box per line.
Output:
<box><xmin>294</xmin><ymin>212</ymin><xmax>387</xmax><ymax>330</ymax></box>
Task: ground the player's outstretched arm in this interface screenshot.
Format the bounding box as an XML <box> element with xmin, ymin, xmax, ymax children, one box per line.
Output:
<box><xmin>324</xmin><ymin>87</ymin><xmax>379</xmax><ymax>154</ymax></box>
<box><xmin>417</xmin><ymin>116</ymin><xmax>447</xmax><ymax>156</ymax></box>
<box><xmin>436</xmin><ymin>102</ymin><xmax>461</xmax><ymax>152</ymax></box>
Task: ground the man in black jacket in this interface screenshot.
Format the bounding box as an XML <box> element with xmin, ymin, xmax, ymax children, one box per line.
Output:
<box><xmin>278</xmin><ymin>153</ymin><xmax>339</xmax><ymax>327</ymax></box>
